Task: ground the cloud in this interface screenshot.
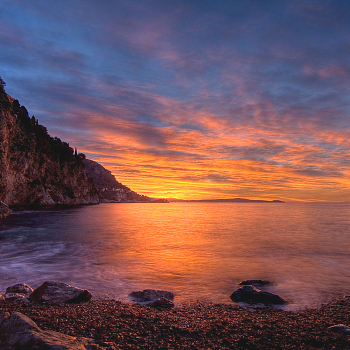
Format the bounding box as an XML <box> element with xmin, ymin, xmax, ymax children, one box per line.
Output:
<box><xmin>293</xmin><ymin>168</ymin><xmax>344</xmax><ymax>178</ymax></box>
<box><xmin>1</xmin><ymin>0</ymin><xmax>350</xmax><ymax>201</ymax></box>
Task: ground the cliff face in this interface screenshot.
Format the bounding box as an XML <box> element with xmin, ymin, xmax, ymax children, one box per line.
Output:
<box><xmin>0</xmin><ymin>82</ymin><xmax>99</xmax><ymax>209</ymax></box>
<box><xmin>83</xmin><ymin>159</ymin><xmax>150</xmax><ymax>202</ymax></box>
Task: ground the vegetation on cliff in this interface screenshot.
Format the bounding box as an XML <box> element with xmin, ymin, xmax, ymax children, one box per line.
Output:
<box><xmin>0</xmin><ymin>77</ymin><xmax>99</xmax><ymax>208</ymax></box>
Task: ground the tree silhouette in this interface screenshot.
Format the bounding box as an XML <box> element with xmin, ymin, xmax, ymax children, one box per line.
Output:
<box><xmin>0</xmin><ymin>77</ymin><xmax>5</xmax><ymax>94</ymax></box>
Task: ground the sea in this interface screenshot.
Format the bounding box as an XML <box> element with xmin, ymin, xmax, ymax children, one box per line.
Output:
<box><xmin>0</xmin><ymin>202</ymin><xmax>349</xmax><ymax>311</ymax></box>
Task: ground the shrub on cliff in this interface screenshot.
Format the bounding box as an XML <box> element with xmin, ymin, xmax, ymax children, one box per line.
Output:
<box><xmin>0</xmin><ymin>77</ymin><xmax>10</xmax><ymax>109</ymax></box>
<box><xmin>0</xmin><ymin>77</ymin><xmax>5</xmax><ymax>91</ymax></box>
<box><xmin>6</xmin><ymin>94</ymin><xmax>80</xmax><ymax>165</ymax></box>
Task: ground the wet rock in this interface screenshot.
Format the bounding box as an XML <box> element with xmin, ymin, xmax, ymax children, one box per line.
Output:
<box><xmin>29</xmin><ymin>281</ymin><xmax>92</xmax><ymax>304</ymax></box>
<box><xmin>230</xmin><ymin>285</ymin><xmax>287</xmax><ymax>305</ymax></box>
<box><xmin>148</xmin><ymin>297</ymin><xmax>175</xmax><ymax>309</ymax></box>
<box><xmin>129</xmin><ymin>289</ymin><xmax>174</xmax><ymax>302</ymax></box>
<box><xmin>0</xmin><ymin>311</ymin><xmax>110</xmax><ymax>349</ymax></box>
<box><xmin>239</xmin><ymin>279</ymin><xmax>272</xmax><ymax>287</ymax></box>
<box><xmin>4</xmin><ymin>292</ymin><xmax>30</xmax><ymax>304</ymax></box>
<box><xmin>6</xmin><ymin>283</ymin><xmax>34</xmax><ymax>295</ymax></box>
<box><xmin>327</xmin><ymin>324</ymin><xmax>350</xmax><ymax>334</ymax></box>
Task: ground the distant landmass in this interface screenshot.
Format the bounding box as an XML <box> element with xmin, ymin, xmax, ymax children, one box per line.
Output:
<box><xmin>168</xmin><ymin>198</ymin><xmax>285</xmax><ymax>203</ymax></box>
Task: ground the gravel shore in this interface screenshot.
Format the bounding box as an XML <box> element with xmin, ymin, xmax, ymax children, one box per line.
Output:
<box><xmin>2</xmin><ymin>297</ymin><xmax>350</xmax><ymax>349</ymax></box>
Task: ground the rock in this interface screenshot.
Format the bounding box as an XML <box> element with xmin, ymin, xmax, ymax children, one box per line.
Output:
<box><xmin>29</xmin><ymin>281</ymin><xmax>92</xmax><ymax>304</ymax></box>
<box><xmin>230</xmin><ymin>285</ymin><xmax>287</xmax><ymax>305</ymax></box>
<box><xmin>0</xmin><ymin>311</ymin><xmax>111</xmax><ymax>349</ymax></box>
<box><xmin>129</xmin><ymin>289</ymin><xmax>175</xmax><ymax>309</ymax></box>
<box><xmin>239</xmin><ymin>279</ymin><xmax>272</xmax><ymax>287</ymax></box>
<box><xmin>148</xmin><ymin>297</ymin><xmax>174</xmax><ymax>309</ymax></box>
<box><xmin>4</xmin><ymin>292</ymin><xmax>30</xmax><ymax>304</ymax></box>
<box><xmin>0</xmin><ymin>294</ymin><xmax>4</xmax><ymax>303</ymax></box>
<box><xmin>327</xmin><ymin>324</ymin><xmax>350</xmax><ymax>334</ymax></box>
<box><xmin>129</xmin><ymin>289</ymin><xmax>174</xmax><ymax>302</ymax></box>
<box><xmin>6</xmin><ymin>283</ymin><xmax>34</xmax><ymax>295</ymax></box>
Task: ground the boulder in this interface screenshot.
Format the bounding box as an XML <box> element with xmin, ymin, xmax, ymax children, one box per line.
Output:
<box><xmin>230</xmin><ymin>285</ymin><xmax>287</xmax><ymax>305</ymax></box>
<box><xmin>148</xmin><ymin>297</ymin><xmax>174</xmax><ymax>309</ymax></box>
<box><xmin>4</xmin><ymin>293</ymin><xmax>30</xmax><ymax>304</ymax></box>
<box><xmin>327</xmin><ymin>324</ymin><xmax>350</xmax><ymax>334</ymax></box>
<box><xmin>239</xmin><ymin>279</ymin><xmax>272</xmax><ymax>287</ymax></box>
<box><xmin>6</xmin><ymin>283</ymin><xmax>34</xmax><ymax>295</ymax></box>
<box><xmin>0</xmin><ymin>312</ymin><xmax>114</xmax><ymax>349</ymax></box>
<box><xmin>129</xmin><ymin>289</ymin><xmax>174</xmax><ymax>302</ymax></box>
<box><xmin>29</xmin><ymin>281</ymin><xmax>92</xmax><ymax>304</ymax></box>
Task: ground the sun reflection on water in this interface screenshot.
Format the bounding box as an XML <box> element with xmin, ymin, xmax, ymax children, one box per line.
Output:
<box><xmin>1</xmin><ymin>202</ymin><xmax>350</xmax><ymax>310</ymax></box>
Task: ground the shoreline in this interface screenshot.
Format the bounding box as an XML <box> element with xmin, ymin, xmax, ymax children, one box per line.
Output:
<box><xmin>2</xmin><ymin>295</ymin><xmax>350</xmax><ymax>349</ymax></box>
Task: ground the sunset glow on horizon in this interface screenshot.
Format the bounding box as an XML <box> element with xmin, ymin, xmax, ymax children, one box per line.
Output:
<box><xmin>1</xmin><ymin>0</ymin><xmax>350</xmax><ymax>202</ymax></box>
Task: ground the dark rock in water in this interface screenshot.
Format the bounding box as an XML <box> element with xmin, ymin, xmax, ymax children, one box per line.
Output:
<box><xmin>0</xmin><ymin>311</ymin><xmax>111</xmax><ymax>349</ymax></box>
<box><xmin>29</xmin><ymin>281</ymin><xmax>92</xmax><ymax>304</ymax></box>
<box><xmin>6</xmin><ymin>283</ymin><xmax>33</xmax><ymax>295</ymax></box>
<box><xmin>129</xmin><ymin>289</ymin><xmax>174</xmax><ymax>302</ymax></box>
<box><xmin>148</xmin><ymin>297</ymin><xmax>175</xmax><ymax>309</ymax></box>
<box><xmin>327</xmin><ymin>324</ymin><xmax>350</xmax><ymax>334</ymax></box>
<box><xmin>239</xmin><ymin>279</ymin><xmax>272</xmax><ymax>287</ymax></box>
<box><xmin>231</xmin><ymin>285</ymin><xmax>287</xmax><ymax>305</ymax></box>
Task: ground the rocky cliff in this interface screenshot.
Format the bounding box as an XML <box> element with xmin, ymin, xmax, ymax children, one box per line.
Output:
<box><xmin>83</xmin><ymin>159</ymin><xmax>151</xmax><ymax>202</ymax></box>
<box><xmin>0</xmin><ymin>79</ymin><xmax>99</xmax><ymax>211</ymax></box>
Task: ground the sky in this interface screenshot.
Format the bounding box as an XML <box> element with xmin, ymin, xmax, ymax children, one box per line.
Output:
<box><xmin>1</xmin><ymin>0</ymin><xmax>350</xmax><ymax>201</ymax></box>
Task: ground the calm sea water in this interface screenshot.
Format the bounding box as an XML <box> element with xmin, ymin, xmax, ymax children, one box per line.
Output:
<box><xmin>0</xmin><ymin>202</ymin><xmax>349</xmax><ymax>310</ymax></box>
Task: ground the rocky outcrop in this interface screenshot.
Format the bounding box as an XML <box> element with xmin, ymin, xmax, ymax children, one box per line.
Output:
<box><xmin>0</xmin><ymin>80</ymin><xmax>99</xmax><ymax>210</ymax></box>
<box><xmin>0</xmin><ymin>312</ymin><xmax>113</xmax><ymax>349</ymax></box>
<box><xmin>230</xmin><ymin>285</ymin><xmax>287</xmax><ymax>305</ymax></box>
<box><xmin>83</xmin><ymin>159</ymin><xmax>150</xmax><ymax>202</ymax></box>
<box><xmin>129</xmin><ymin>289</ymin><xmax>175</xmax><ymax>308</ymax></box>
<box><xmin>29</xmin><ymin>281</ymin><xmax>92</xmax><ymax>304</ymax></box>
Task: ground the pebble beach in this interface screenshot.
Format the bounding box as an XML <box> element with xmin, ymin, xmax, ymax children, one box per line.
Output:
<box><xmin>2</xmin><ymin>296</ymin><xmax>350</xmax><ymax>349</ymax></box>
